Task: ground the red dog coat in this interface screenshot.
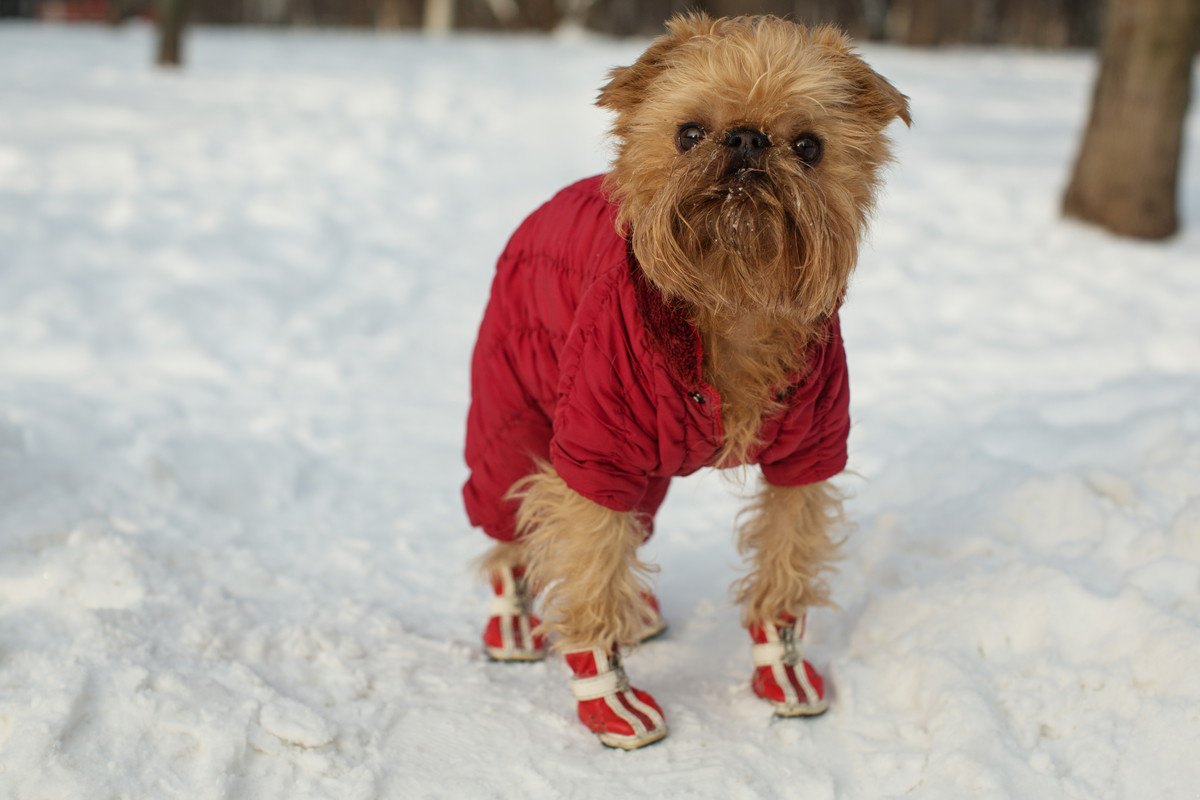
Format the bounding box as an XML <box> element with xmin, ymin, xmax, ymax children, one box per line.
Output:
<box><xmin>464</xmin><ymin>176</ymin><xmax>851</xmax><ymax>541</ymax></box>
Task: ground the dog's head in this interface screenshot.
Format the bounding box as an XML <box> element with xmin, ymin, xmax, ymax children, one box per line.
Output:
<box><xmin>600</xmin><ymin>14</ymin><xmax>909</xmax><ymax>321</ymax></box>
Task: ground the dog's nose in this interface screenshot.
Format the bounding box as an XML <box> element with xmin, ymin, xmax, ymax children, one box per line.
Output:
<box><xmin>723</xmin><ymin>127</ymin><xmax>770</xmax><ymax>157</ymax></box>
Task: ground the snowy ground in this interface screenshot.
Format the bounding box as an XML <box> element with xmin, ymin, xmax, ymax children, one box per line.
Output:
<box><xmin>1</xmin><ymin>21</ymin><xmax>1199</xmax><ymax>799</ymax></box>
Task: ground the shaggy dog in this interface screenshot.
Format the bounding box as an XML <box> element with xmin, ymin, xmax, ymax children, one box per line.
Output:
<box><xmin>464</xmin><ymin>13</ymin><xmax>908</xmax><ymax>749</ymax></box>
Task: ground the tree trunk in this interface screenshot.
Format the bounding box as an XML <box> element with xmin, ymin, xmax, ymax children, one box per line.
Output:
<box><xmin>1062</xmin><ymin>0</ymin><xmax>1200</xmax><ymax>239</ymax></box>
<box><xmin>424</xmin><ymin>0</ymin><xmax>453</xmax><ymax>31</ymax></box>
<box><xmin>790</xmin><ymin>0</ymin><xmax>872</xmax><ymax>40</ymax></box>
<box><xmin>583</xmin><ymin>0</ymin><xmax>671</xmax><ymax>36</ymax></box>
<box><xmin>156</xmin><ymin>0</ymin><xmax>190</xmax><ymax>67</ymax></box>
<box><xmin>886</xmin><ymin>0</ymin><xmax>950</xmax><ymax>46</ymax></box>
<box><xmin>376</xmin><ymin>0</ymin><xmax>403</xmax><ymax>27</ymax></box>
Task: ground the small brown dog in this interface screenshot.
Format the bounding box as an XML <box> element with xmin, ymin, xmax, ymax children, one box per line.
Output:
<box><xmin>465</xmin><ymin>13</ymin><xmax>908</xmax><ymax>749</ymax></box>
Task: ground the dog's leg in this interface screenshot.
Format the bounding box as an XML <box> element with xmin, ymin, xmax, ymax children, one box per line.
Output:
<box><xmin>512</xmin><ymin>462</ymin><xmax>652</xmax><ymax>651</ymax></box>
<box><xmin>476</xmin><ymin>538</ymin><xmax>526</xmax><ymax>579</ymax></box>
<box><xmin>510</xmin><ymin>462</ymin><xmax>668</xmax><ymax>749</ymax></box>
<box><xmin>477</xmin><ymin>539</ymin><xmax>547</xmax><ymax>662</ymax></box>
<box><xmin>734</xmin><ymin>478</ymin><xmax>843</xmax><ymax>716</ymax></box>
<box><xmin>734</xmin><ymin>479</ymin><xmax>843</xmax><ymax>622</ymax></box>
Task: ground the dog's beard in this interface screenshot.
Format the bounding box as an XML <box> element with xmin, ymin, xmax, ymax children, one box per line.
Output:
<box><xmin>632</xmin><ymin>164</ymin><xmax>857</xmax><ymax>321</ymax></box>
<box><xmin>699</xmin><ymin>172</ymin><xmax>791</xmax><ymax>261</ymax></box>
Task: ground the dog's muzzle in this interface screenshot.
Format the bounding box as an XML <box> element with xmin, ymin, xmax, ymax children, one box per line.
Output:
<box><xmin>724</xmin><ymin>127</ymin><xmax>770</xmax><ymax>174</ymax></box>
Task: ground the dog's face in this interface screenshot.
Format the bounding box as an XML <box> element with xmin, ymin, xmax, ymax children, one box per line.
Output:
<box><xmin>600</xmin><ymin>14</ymin><xmax>910</xmax><ymax>321</ymax></box>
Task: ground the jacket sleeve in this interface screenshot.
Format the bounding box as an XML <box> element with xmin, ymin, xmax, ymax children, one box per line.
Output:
<box><xmin>758</xmin><ymin>322</ymin><xmax>851</xmax><ymax>487</ymax></box>
<box><xmin>549</xmin><ymin>276</ymin><xmax>658</xmax><ymax>513</ymax></box>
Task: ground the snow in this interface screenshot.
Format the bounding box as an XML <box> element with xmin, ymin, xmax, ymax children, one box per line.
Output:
<box><xmin>1</xmin><ymin>21</ymin><xmax>1199</xmax><ymax>799</ymax></box>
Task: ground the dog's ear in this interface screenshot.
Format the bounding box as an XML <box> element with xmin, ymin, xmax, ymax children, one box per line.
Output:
<box><xmin>811</xmin><ymin>25</ymin><xmax>911</xmax><ymax>129</ymax></box>
<box><xmin>597</xmin><ymin>12</ymin><xmax>716</xmax><ymax>113</ymax></box>
<box><xmin>849</xmin><ymin>57</ymin><xmax>912</xmax><ymax>128</ymax></box>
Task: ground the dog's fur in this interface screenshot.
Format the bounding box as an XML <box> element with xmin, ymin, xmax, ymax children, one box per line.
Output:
<box><xmin>483</xmin><ymin>14</ymin><xmax>908</xmax><ymax>653</ymax></box>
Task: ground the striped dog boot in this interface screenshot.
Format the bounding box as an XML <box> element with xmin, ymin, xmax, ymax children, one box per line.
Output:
<box><xmin>748</xmin><ymin>613</ymin><xmax>829</xmax><ymax>717</ymax></box>
<box><xmin>482</xmin><ymin>565</ymin><xmax>546</xmax><ymax>661</ymax></box>
<box><xmin>566</xmin><ymin>647</ymin><xmax>667</xmax><ymax>750</ymax></box>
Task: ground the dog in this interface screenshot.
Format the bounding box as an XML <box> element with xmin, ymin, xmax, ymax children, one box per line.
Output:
<box><xmin>463</xmin><ymin>13</ymin><xmax>909</xmax><ymax>749</ymax></box>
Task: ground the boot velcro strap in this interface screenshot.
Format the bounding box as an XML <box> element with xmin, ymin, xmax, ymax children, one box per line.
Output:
<box><xmin>752</xmin><ymin>641</ymin><xmax>799</xmax><ymax>666</ymax></box>
<box><xmin>489</xmin><ymin>594</ymin><xmax>525</xmax><ymax>616</ymax></box>
<box><xmin>570</xmin><ymin>669</ymin><xmax>628</xmax><ymax>701</ymax></box>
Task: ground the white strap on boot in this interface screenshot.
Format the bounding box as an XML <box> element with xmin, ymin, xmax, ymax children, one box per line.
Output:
<box><xmin>567</xmin><ymin>648</ymin><xmax>667</xmax><ymax>750</ymax></box>
<box><xmin>752</xmin><ymin>620</ymin><xmax>802</xmax><ymax>666</ymax></box>
<box><xmin>489</xmin><ymin>593</ymin><xmax>526</xmax><ymax>616</ymax></box>
<box><xmin>485</xmin><ymin>566</ymin><xmax>543</xmax><ymax>661</ymax></box>
<box><xmin>570</xmin><ymin>668</ymin><xmax>629</xmax><ymax>701</ymax></box>
<box><xmin>752</xmin><ymin>639</ymin><xmax>798</xmax><ymax>666</ymax></box>
<box><xmin>753</xmin><ymin>619</ymin><xmax>827</xmax><ymax>716</ymax></box>
<box><xmin>570</xmin><ymin>648</ymin><xmax>631</xmax><ymax>701</ymax></box>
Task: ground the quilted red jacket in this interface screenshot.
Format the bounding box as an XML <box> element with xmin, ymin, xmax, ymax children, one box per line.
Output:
<box><xmin>464</xmin><ymin>175</ymin><xmax>850</xmax><ymax>542</ymax></box>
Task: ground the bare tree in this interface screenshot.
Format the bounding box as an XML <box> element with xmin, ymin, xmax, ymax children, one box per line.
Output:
<box><xmin>886</xmin><ymin>0</ymin><xmax>978</xmax><ymax>45</ymax></box>
<box><xmin>156</xmin><ymin>0</ymin><xmax>190</xmax><ymax>66</ymax></box>
<box><xmin>377</xmin><ymin>0</ymin><xmax>405</xmax><ymax>26</ymax></box>
<box><xmin>1062</xmin><ymin>0</ymin><xmax>1200</xmax><ymax>239</ymax></box>
<box><xmin>424</xmin><ymin>0</ymin><xmax>453</xmax><ymax>31</ymax></box>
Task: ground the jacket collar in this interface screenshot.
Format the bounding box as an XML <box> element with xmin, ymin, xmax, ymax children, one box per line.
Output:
<box><xmin>627</xmin><ymin>239</ymin><xmax>841</xmax><ymax>397</ymax></box>
<box><xmin>627</xmin><ymin>242</ymin><xmax>706</xmax><ymax>389</ymax></box>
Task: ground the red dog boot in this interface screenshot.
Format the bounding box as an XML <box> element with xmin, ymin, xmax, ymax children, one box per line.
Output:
<box><xmin>566</xmin><ymin>647</ymin><xmax>667</xmax><ymax>750</ymax></box>
<box><xmin>638</xmin><ymin>591</ymin><xmax>667</xmax><ymax>641</ymax></box>
<box><xmin>482</xmin><ymin>565</ymin><xmax>546</xmax><ymax>662</ymax></box>
<box><xmin>748</xmin><ymin>613</ymin><xmax>829</xmax><ymax>717</ymax></box>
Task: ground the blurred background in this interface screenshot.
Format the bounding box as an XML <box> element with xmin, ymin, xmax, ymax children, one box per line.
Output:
<box><xmin>5</xmin><ymin>0</ymin><xmax>1105</xmax><ymax>46</ymax></box>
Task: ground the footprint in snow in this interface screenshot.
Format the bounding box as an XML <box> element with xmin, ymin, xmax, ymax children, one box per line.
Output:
<box><xmin>257</xmin><ymin>697</ymin><xmax>337</xmax><ymax>749</ymax></box>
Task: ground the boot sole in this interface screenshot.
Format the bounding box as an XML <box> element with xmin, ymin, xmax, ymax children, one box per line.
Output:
<box><xmin>598</xmin><ymin>727</ymin><xmax>668</xmax><ymax>750</ymax></box>
<box><xmin>485</xmin><ymin>647</ymin><xmax>546</xmax><ymax>662</ymax></box>
<box><xmin>772</xmin><ymin>698</ymin><xmax>830</xmax><ymax>717</ymax></box>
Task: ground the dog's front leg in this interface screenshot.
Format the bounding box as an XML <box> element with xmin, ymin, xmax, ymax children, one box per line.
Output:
<box><xmin>734</xmin><ymin>478</ymin><xmax>843</xmax><ymax>716</ymax></box>
<box><xmin>510</xmin><ymin>463</ymin><xmax>668</xmax><ymax>749</ymax></box>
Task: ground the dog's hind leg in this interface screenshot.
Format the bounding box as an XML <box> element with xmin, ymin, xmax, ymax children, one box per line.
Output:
<box><xmin>733</xmin><ymin>478</ymin><xmax>844</xmax><ymax>716</ymax></box>
<box><xmin>510</xmin><ymin>462</ymin><xmax>668</xmax><ymax>749</ymax></box>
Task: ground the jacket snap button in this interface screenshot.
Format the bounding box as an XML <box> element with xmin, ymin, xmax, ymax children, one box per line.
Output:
<box><xmin>689</xmin><ymin>391</ymin><xmax>705</xmax><ymax>404</ymax></box>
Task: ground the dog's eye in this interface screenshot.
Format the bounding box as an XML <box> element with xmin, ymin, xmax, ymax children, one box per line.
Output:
<box><xmin>677</xmin><ymin>124</ymin><xmax>706</xmax><ymax>153</ymax></box>
<box><xmin>792</xmin><ymin>134</ymin><xmax>822</xmax><ymax>165</ymax></box>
